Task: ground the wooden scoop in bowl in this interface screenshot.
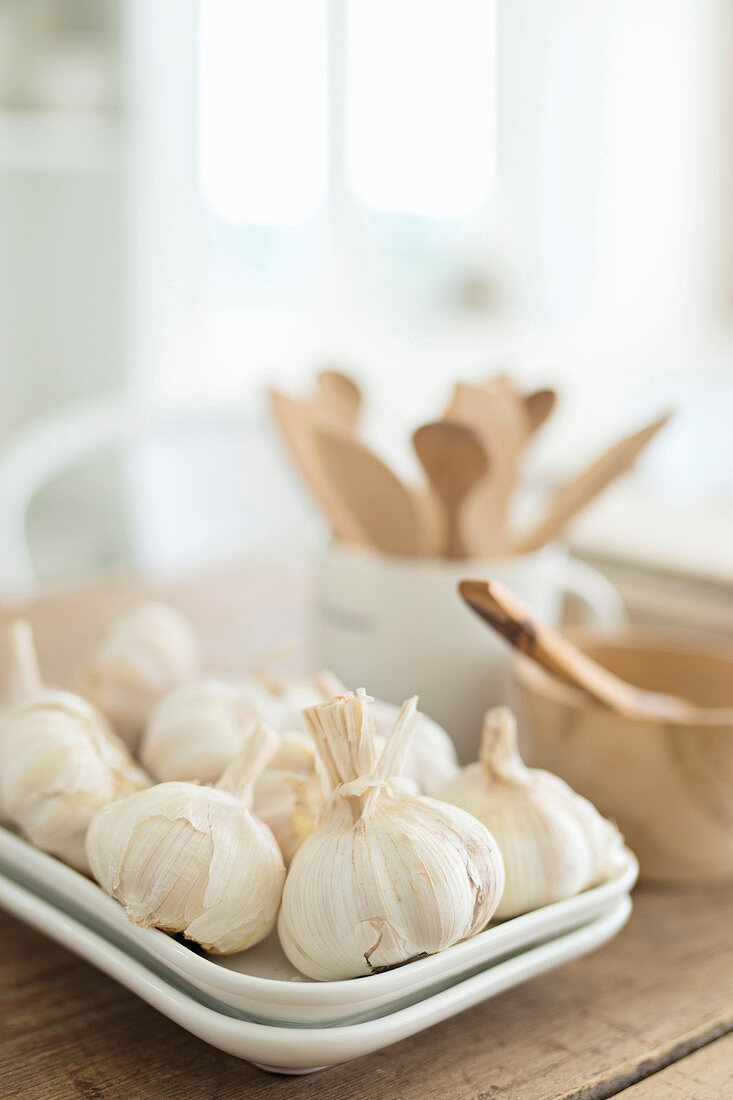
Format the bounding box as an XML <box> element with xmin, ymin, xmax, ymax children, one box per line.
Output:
<box><xmin>459</xmin><ymin>578</ymin><xmax>695</xmax><ymax>722</ymax></box>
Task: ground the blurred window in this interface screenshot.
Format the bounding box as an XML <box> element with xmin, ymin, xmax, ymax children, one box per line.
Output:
<box><xmin>347</xmin><ymin>0</ymin><xmax>495</xmax><ymax>218</ymax></box>
<box><xmin>196</xmin><ymin>0</ymin><xmax>496</xmax><ymax>303</ymax></box>
<box><xmin>198</xmin><ymin>0</ymin><xmax>328</xmax><ymax>226</ymax></box>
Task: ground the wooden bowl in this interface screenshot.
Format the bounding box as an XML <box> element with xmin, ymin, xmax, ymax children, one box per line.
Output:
<box><xmin>514</xmin><ymin>629</ymin><xmax>733</xmax><ymax>883</ymax></box>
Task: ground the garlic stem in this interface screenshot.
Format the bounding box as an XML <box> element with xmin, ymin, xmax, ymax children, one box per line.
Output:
<box><xmin>303</xmin><ymin>688</ymin><xmax>377</xmax><ymax>793</ymax></box>
<box><xmin>375</xmin><ymin>695</ymin><xmax>419</xmax><ymax>781</ymax></box>
<box><xmin>215</xmin><ymin>722</ymin><xmax>279</xmax><ymax>805</ymax></box>
<box><xmin>6</xmin><ymin>620</ymin><xmax>44</xmax><ymax>705</ymax></box>
<box><xmin>479</xmin><ymin>706</ymin><xmax>528</xmax><ymax>782</ymax></box>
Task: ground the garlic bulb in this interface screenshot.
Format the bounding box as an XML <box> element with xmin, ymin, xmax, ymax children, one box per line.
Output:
<box><xmin>438</xmin><ymin>707</ymin><xmax>626</xmax><ymax>920</ymax></box>
<box><xmin>140</xmin><ymin>679</ymin><xmax>262</xmax><ymax>783</ymax></box>
<box><xmin>138</xmin><ymin>667</ymin><xmax>342</xmax><ymax>785</ymax></box>
<box><xmin>252</xmin><ymin>732</ymin><xmax>326</xmax><ymax>864</ymax></box>
<box><xmin>0</xmin><ymin>621</ymin><xmax>149</xmax><ymax>871</ymax></box>
<box><xmin>74</xmin><ymin>603</ymin><xmax>200</xmax><ymax>750</ymax></box>
<box><xmin>277</xmin><ymin>691</ymin><xmax>505</xmax><ymax>980</ymax></box>
<box><xmin>86</xmin><ymin>723</ymin><xmax>285</xmax><ymax>954</ymax></box>
<box><xmin>370</xmin><ymin>699</ymin><xmax>458</xmax><ymax>795</ymax></box>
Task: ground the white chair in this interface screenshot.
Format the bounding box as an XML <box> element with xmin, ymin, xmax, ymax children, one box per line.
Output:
<box><xmin>0</xmin><ymin>394</ymin><xmax>317</xmax><ymax>599</ymax></box>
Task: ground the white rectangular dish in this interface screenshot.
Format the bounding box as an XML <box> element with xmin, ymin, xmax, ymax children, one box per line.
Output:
<box><xmin>0</xmin><ymin>825</ymin><xmax>638</xmax><ymax>1026</ymax></box>
<box><xmin>0</xmin><ymin>866</ymin><xmax>632</xmax><ymax>1074</ymax></box>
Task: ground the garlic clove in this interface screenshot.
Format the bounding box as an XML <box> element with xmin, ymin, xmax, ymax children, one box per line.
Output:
<box><xmin>0</xmin><ymin>621</ymin><xmax>150</xmax><ymax>871</ymax></box>
<box><xmin>438</xmin><ymin>706</ymin><xmax>626</xmax><ymax>920</ymax></box>
<box><xmin>86</xmin><ymin>722</ymin><xmax>286</xmax><ymax>954</ymax></box>
<box><xmin>74</xmin><ymin>603</ymin><xmax>200</xmax><ymax>750</ymax></box>
<box><xmin>277</xmin><ymin>690</ymin><xmax>505</xmax><ymax>980</ymax></box>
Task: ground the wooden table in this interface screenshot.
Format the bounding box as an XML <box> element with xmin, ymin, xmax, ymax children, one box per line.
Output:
<box><xmin>1</xmin><ymin>564</ymin><xmax>731</xmax><ymax>1099</ymax></box>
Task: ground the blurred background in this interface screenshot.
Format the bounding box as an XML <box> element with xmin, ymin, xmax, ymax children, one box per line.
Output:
<box><xmin>0</xmin><ymin>0</ymin><xmax>731</xmax><ymax>634</ymax></box>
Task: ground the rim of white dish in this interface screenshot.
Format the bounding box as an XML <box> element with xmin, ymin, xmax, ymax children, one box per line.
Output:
<box><xmin>0</xmin><ymin>825</ymin><xmax>638</xmax><ymax>1006</ymax></box>
<box><xmin>0</xmin><ymin>867</ymin><xmax>632</xmax><ymax>1058</ymax></box>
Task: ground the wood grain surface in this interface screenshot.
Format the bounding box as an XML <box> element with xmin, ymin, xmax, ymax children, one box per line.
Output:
<box><xmin>0</xmin><ymin>564</ymin><xmax>731</xmax><ymax>1099</ymax></box>
<box><xmin>615</xmin><ymin>1033</ymin><xmax>733</xmax><ymax>1097</ymax></box>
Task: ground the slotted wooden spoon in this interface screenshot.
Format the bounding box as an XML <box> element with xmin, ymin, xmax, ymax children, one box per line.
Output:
<box><xmin>459</xmin><ymin>578</ymin><xmax>694</xmax><ymax>721</ymax></box>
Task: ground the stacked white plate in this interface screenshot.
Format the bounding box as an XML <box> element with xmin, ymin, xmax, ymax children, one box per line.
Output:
<box><xmin>0</xmin><ymin>826</ymin><xmax>637</xmax><ymax>1074</ymax></box>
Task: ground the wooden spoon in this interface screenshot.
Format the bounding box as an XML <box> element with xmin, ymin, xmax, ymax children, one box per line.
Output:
<box><xmin>413</xmin><ymin>421</ymin><xmax>489</xmax><ymax>558</ymax></box>
<box><xmin>315</xmin><ymin>426</ymin><xmax>424</xmax><ymax>556</ymax></box>
<box><xmin>269</xmin><ymin>389</ymin><xmax>364</xmax><ymax>542</ymax></box>
<box><xmin>459</xmin><ymin>578</ymin><xmax>694</xmax><ymax>721</ymax></box>
<box><xmin>514</xmin><ymin>412</ymin><xmax>672</xmax><ymax>554</ymax></box>
<box><xmin>316</xmin><ymin>369</ymin><xmax>362</xmax><ymax>431</ymax></box>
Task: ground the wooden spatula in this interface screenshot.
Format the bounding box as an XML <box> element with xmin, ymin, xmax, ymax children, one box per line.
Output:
<box><xmin>315</xmin><ymin>426</ymin><xmax>424</xmax><ymax>556</ymax></box>
<box><xmin>413</xmin><ymin>421</ymin><xmax>489</xmax><ymax>558</ymax></box>
<box><xmin>523</xmin><ymin>388</ymin><xmax>557</xmax><ymax>440</ymax></box>
<box><xmin>443</xmin><ymin>380</ymin><xmax>525</xmax><ymax>553</ymax></box>
<box><xmin>514</xmin><ymin>412</ymin><xmax>672</xmax><ymax>554</ymax></box>
<box><xmin>316</xmin><ymin>370</ymin><xmax>362</xmax><ymax>432</ymax></box>
<box><xmin>459</xmin><ymin>578</ymin><xmax>694</xmax><ymax>721</ymax></box>
<box><xmin>446</xmin><ymin>379</ymin><xmax>526</xmax><ymax>463</ymax></box>
<box><xmin>269</xmin><ymin>389</ymin><xmax>364</xmax><ymax>542</ymax></box>
<box><xmin>475</xmin><ymin>377</ymin><xmax>557</xmax><ymax>446</ymax></box>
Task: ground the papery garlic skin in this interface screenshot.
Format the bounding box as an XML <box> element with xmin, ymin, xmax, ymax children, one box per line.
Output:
<box><xmin>86</xmin><ymin>724</ymin><xmax>285</xmax><ymax>953</ymax></box>
<box><xmin>74</xmin><ymin>603</ymin><xmax>200</xmax><ymax>750</ymax></box>
<box><xmin>140</xmin><ymin>679</ymin><xmax>261</xmax><ymax>783</ymax></box>
<box><xmin>370</xmin><ymin>699</ymin><xmax>458</xmax><ymax>795</ymax></box>
<box><xmin>279</xmin><ymin>784</ymin><xmax>503</xmax><ymax>980</ymax></box>
<box><xmin>277</xmin><ymin>692</ymin><xmax>505</xmax><ymax>981</ymax></box>
<box><xmin>438</xmin><ymin>707</ymin><xmax>626</xmax><ymax>920</ymax></box>
<box><xmin>531</xmin><ymin>769</ymin><xmax>628</xmax><ymax>888</ymax></box>
<box><xmin>0</xmin><ymin>691</ymin><xmax>149</xmax><ymax>871</ymax></box>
